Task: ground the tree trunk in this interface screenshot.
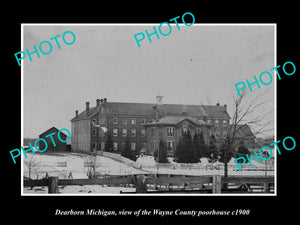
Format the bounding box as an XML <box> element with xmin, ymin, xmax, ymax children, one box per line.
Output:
<box><xmin>28</xmin><ymin>168</ymin><xmax>31</xmax><ymax>180</ymax></box>
<box><xmin>222</xmin><ymin>162</ymin><xmax>228</xmax><ymax>190</ymax></box>
<box><xmin>224</xmin><ymin>162</ymin><xmax>228</xmax><ymax>177</ymax></box>
<box><xmin>135</xmin><ymin>175</ymin><xmax>147</xmax><ymax>193</ymax></box>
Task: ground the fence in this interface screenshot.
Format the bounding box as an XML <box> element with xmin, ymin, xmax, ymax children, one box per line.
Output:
<box><xmin>23</xmin><ymin>174</ymin><xmax>274</xmax><ymax>194</ymax></box>
<box><xmin>140</xmin><ymin>163</ymin><xmax>274</xmax><ymax>172</ymax></box>
<box><xmin>100</xmin><ymin>151</ymin><xmax>140</xmax><ymax>169</ymax></box>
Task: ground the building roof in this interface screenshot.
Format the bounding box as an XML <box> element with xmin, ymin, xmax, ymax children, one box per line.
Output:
<box><xmin>233</xmin><ymin>124</ymin><xmax>256</xmax><ymax>139</ymax></box>
<box><xmin>144</xmin><ymin>115</ymin><xmax>212</xmax><ymax>126</ymax></box>
<box><xmin>146</xmin><ymin>116</ymin><xmax>195</xmax><ymax>126</ymax></box>
<box><xmin>39</xmin><ymin>126</ymin><xmax>67</xmax><ymax>138</ymax></box>
<box><xmin>71</xmin><ymin>101</ymin><xmax>230</xmax><ymax>122</ymax></box>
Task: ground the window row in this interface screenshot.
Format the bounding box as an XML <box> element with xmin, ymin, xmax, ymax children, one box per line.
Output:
<box><xmin>92</xmin><ymin>118</ymin><xmax>228</xmax><ymax>126</ymax></box>
<box><xmin>149</xmin><ymin>140</ymin><xmax>175</xmax><ymax>152</ymax></box>
<box><xmin>149</xmin><ymin>127</ymin><xmax>203</xmax><ymax>137</ymax></box>
<box><xmin>92</xmin><ymin>129</ymin><xmax>106</xmax><ymax>137</ymax></box>
<box><xmin>92</xmin><ymin>128</ymin><xmax>146</xmax><ymax>137</ymax></box>
<box><xmin>92</xmin><ymin>142</ymin><xmax>140</xmax><ymax>151</ymax></box>
<box><xmin>213</xmin><ymin>119</ymin><xmax>229</xmax><ymax>126</ymax></box>
<box><xmin>113</xmin><ymin>117</ymin><xmax>147</xmax><ymax>125</ymax></box>
<box><xmin>113</xmin><ymin>128</ymin><xmax>146</xmax><ymax>137</ymax></box>
<box><xmin>92</xmin><ymin>118</ymin><xmax>106</xmax><ymax>126</ymax></box>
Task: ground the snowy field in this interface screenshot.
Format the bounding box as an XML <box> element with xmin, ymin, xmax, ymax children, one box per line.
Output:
<box><xmin>22</xmin><ymin>152</ymin><xmax>144</xmax><ymax>194</ymax></box>
<box><xmin>23</xmin><ymin>152</ymin><xmax>147</xmax><ymax>180</ymax></box>
<box><xmin>23</xmin><ymin>185</ymin><xmax>136</xmax><ymax>194</ymax></box>
<box><xmin>22</xmin><ymin>152</ymin><xmax>275</xmax><ymax>194</ymax></box>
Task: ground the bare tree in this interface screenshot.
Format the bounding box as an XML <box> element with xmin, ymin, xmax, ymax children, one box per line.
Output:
<box><xmin>24</xmin><ymin>155</ymin><xmax>41</xmax><ymax>180</ymax></box>
<box><xmin>199</xmin><ymin>88</ymin><xmax>273</xmax><ymax>181</ymax></box>
<box><xmin>85</xmin><ymin>153</ymin><xmax>99</xmax><ymax>179</ymax></box>
<box><xmin>218</xmin><ymin>89</ymin><xmax>273</xmax><ymax>179</ymax></box>
<box><xmin>32</xmin><ymin>166</ymin><xmax>44</xmax><ymax>180</ymax></box>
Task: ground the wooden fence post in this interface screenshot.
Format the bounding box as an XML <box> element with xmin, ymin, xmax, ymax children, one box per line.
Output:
<box><xmin>167</xmin><ymin>174</ymin><xmax>171</xmax><ymax>191</ymax></box>
<box><xmin>212</xmin><ymin>175</ymin><xmax>221</xmax><ymax>194</ymax></box>
<box><xmin>182</xmin><ymin>175</ymin><xmax>186</xmax><ymax>191</ymax></box>
<box><xmin>48</xmin><ymin>176</ymin><xmax>58</xmax><ymax>194</ymax></box>
<box><xmin>135</xmin><ymin>175</ymin><xmax>147</xmax><ymax>193</ymax></box>
<box><xmin>154</xmin><ymin>174</ymin><xmax>158</xmax><ymax>190</ymax></box>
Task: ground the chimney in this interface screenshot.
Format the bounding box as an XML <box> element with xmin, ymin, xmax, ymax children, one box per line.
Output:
<box><xmin>75</xmin><ymin>110</ymin><xmax>78</xmax><ymax>118</ymax></box>
<box><xmin>224</xmin><ymin>104</ymin><xmax>227</xmax><ymax>110</ymax></box>
<box><xmin>86</xmin><ymin>102</ymin><xmax>90</xmax><ymax>116</ymax></box>
<box><xmin>96</xmin><ymin>99</ymin><xmax>101</xmax><ymax>107</ymax></box>
<box><xmin>103</xmin><ymin>98</ymin><xmax>107</xmax><ymax>103</ymax></box>
<box><xmin>216</xmin><ymin>103</ymin><xmax>220</xmax><ymax>106</ymax></box>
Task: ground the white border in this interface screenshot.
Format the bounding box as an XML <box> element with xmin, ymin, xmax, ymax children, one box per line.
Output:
<box><xmin>21</xmin><ymin>23</ymin><xmax>277</xmax><ymax>196</ymax></box>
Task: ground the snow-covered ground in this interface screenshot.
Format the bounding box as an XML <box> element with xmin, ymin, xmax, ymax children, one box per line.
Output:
<box><xmin>23</xmin><ymin>152</ymin><xmax>148</xmax><ymax>180</ymax></box>
<box><xmin>22</xmin><ymin>152</ymin><xmax>145</xmax><ymax>194</ymax></box>
<box><xmin>22</xmin><ymin>152</ymin><xmax>274</xmax><ymax>194</ymax></box>
<box><xmin>136</xmin><ymin>155</ymin><xmax>275</xmax><ymax>176</ymax></box>
<box><xmin>23</xmin><ymin>185</ymin><xmax>136</xmax><ymax>194</ymax></box>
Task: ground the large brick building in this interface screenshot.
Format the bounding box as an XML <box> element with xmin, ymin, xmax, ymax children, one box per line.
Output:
<box><xmin>70</xmin><ymin>98</ymin><xmax>231</xmax><ymax>156</ymax></box>
<box><xmin>144</xmin><ymin>116</ymin><xmax>213</xmax><ymax>157</ymax></box>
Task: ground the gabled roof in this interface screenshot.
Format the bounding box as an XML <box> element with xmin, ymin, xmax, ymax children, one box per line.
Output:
<box><xmin>72</xmin><ymin>106</ymin><xmax>99</xmax><ymax>121</ymax></box>
<box><xmin>144</xmin><ymin>116</ymin><xmax>212</xmax><ymax>126</ymax></box>
<box><xmin>39</xmin><ymin>127</ymin><xmax>59</xmax><ymax>137</ymax></box>
<box><xmin>232</xmin><ymin>124</ymin><xmax>256</xmax><ymax>139</ymax></box>
<box><xmin>39</xmin><ymin>127</ymin><xmax>67</xmax><ymax>137</ymax></box>
<box><xmin>39</xmin><ymin>127</ymin><xmax>68</xmax><ymax>138</ymax></box>
<box><xmin>145</xmin><ymin>116</ymin><xmax>197</xmax><ymax>126</ymax></box>
<box><xmin>71</xmin><ymin>102</ymin><xmax>231</xmax><ymax>122</ymax></box>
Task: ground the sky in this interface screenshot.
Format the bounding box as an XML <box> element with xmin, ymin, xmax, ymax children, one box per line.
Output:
<box><xmin>23</xmin><ymin>24</ymin><xmax>275</xmax><ymax>139</ymax></box>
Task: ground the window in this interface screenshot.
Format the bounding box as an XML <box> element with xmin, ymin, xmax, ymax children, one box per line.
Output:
<box><xmin>141</xmin><ymin>129</ymin><xmax>146</xmax><ymax>137</ymax></box>
<box><xmin>141</xmin><ymin>118</ymin><xmax>146</xmax><ymax>124</ymax></box>
<box><xmin>150</xmin><ymin>141</ymin><xmax>157</xmax><ymax>152</ymax></box>
<box><xmin>122</xmin><ymin>118</ymin><xmax>127</xmax><ymax>124</ymax></box>
<box><xmin>92</xmin><ymin>142</ymin><xmax>97</xmax><ymax>150</ymax></box>
<box><xmin>92</xmin><ymin>119</ymin><xmax>96</xmax><ymax>126</ymax></box>
<box><xmin>141</xmin><ymin>143</ymin><xmax>146</xmax><ymax>150</ymax></box>
<box><xmin>131</xmin><ymin>118</ymin><xmax>136</xmax><ymax>124</ymax></box>
<box><xmin>131</xmin><ymin>143</ymin><xmax>136</xmax><ymax>151</ymax></box>
<box><xmin>153</xmin><ymin>140</ymin><xmax>157</xmax><ymax>151</ymax></box>
<box><xmin>223</xmin><ymin>120</ymin><xmax>227</xmax><ymax>126</ymax></box>
<box><xmin>131</xmin><ymin>129</ymin><xmax>136</xmax><ymax>137</ymax></box>
<box><xmin>113</xmin><ymin>117</ymin><xmax>118</xmax><ymax>124</ymax></box>
<box><xmin>113</xmin><ymin>142</ymin><xmax>118</xmax><ymax>151</ymax></box>
<box><xmin>166</xmin><ymin>141</ymin><xmax>174</xmax><ymax>151</ymax></box>
<box><xmin>182</xmin><ymin>127</ymin><xmax>188</xmax><ymax>134</ymax></box>
<box><xmin>167</xmin><ymin>127</ymin><xmax>174</xmax><ymax>137</ymax></box>
<box><xmin>113</xmin><ymin>129</ymin><xmax>118</xmax><ymax>137</ymax></box>
<box><xmin>123</xmin><ymin>129</ymin><xmax>127</xmax><ymax>137</ymax></box>
<box><xmin>197</xmin><ymin>128</ymin><xmax>202</xmax><ymax>134</ymax></box>
<box><xmin>92</xmin><ymin>129</ymin><xmax>96</xmax><ymax>137</ymax></box>
<box><xmin>215</xmin><ymin>119</ymin><xmax>219</xmax><ymax>124</ymax></box>
<box><xmin>151</xmin><ymin>127</ymin><xmax>155</xmax><ymax>137</ymax></box>
<box><xmin>100</xmin><ymin>142</ymin><xmax>105</xmax><ymax>150</ymax></box>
